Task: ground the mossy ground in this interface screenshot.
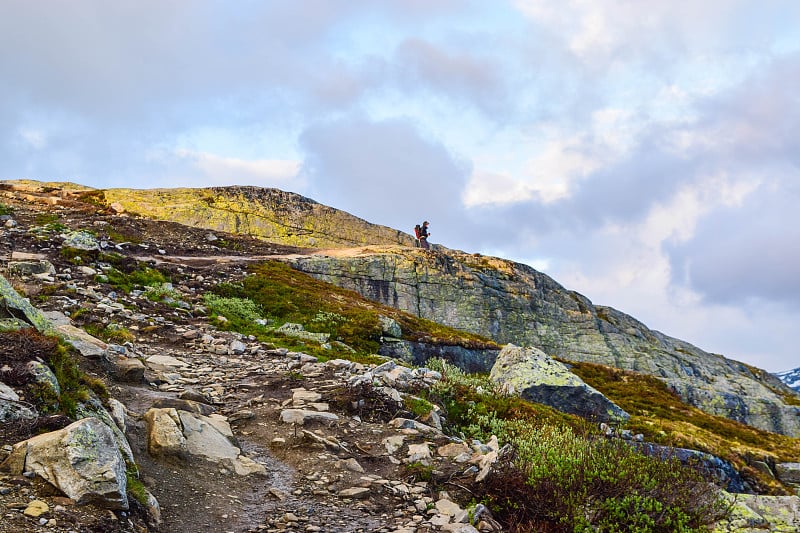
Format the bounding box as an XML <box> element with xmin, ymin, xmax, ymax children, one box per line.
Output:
<box><xmin>206</xmin><ymin>260</ymin><xmax>497</xmax><ymax>362</ymax></box>
<box><xmin>566</xmin><ymin>360</ymin><xmax>800</xmax><ymax>493</ymax></box>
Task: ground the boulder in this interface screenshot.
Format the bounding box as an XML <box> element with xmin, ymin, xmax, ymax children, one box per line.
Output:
<box><xmin>715</xmin><ymin>493</ymin><xmax>800</xmax><ymax>532</ymax></box>
<box><xmin>275</xmin><ymin>322</ymin><xmax>330</xmax><ymax>344</ymax></box>
<box><xmin>27</xmin><ymin>360</ymin><xmax>61</xmax><ymax>397</ymax></box>
<box><xmin>62</xmin><ymin>230</ymin><xmax>100</xmax><ymax>251</ymax></box>
<box><xmin>178</xmin><ymin>411</ymin><xmax>239</xmax><ymax>461</ymax></box>
<box><xmin>143</xmin><ymin>408</ymin><xmax>187</xmax><ymax>456</ymax></box>
<box><xmin>776</xmin><ymin>463</ymin><xmax>800</xmax><ymax>485</ymax></box>
<box><xmin>1</xmin><ymin>417</ymin><xmax>128</xmax><ymax>510</ymax></box>
<box><xmin>490</xmin><ymin>344</ymin><xmax>629</xmax><ymax>423</ymax></box>
<box><xmin>8</xmin><ymin>260</ymin><xmax>56</xmax><ymax>277</ymax></box>
<box><xmin>109</xmin><ymin>355</ymin><xmax>145</xmax><ymax>383</ymax></box>
<box><xmin>0</xmin><ymin>398</ymin><xmax>37</xmax><ymax>423</ymax></box>
<box><xmin>0</xmin><ymin>274</ymin><xmax>54</xmax><ymax>333</ymax></box>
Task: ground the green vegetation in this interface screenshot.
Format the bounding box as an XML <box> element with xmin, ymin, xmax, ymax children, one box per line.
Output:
<box><xmin>126</xmin><ymin>469</ymin><xmax>150</xmax><ymax>506</ymax></box>
<box><xmin>61</xmin><ymin>246</ymin><xmax>98</xmax><ymax>264</ymax></box>
<box><xmin>84</xmin><ymin>322</ymin><xmax>136</xmax><ymax>344</ymax></box>
<box><xmin>567</xmin><ymin>361</ymin><xmax>800</xmax><ymax>493</ymax></box>
<box><xmin>34</xmin><ymin>212</ymin><xmax>60</xmax><ymax>225</ymax></box>
<box><xmin>103</xmin><ymin>265</ymin><xmax>169</xmax><ymax>294</ymax></box>
<box><xmin>211</xmin><ymin>261</ymin><xmax>497</xmax><ymax>354</ymax></box>
<box><xmin>425</xmin><ymin>360</ymin><xmax>728</xmax><ymax>532</ymax></box>
<box><xmin>0</xmin><ymin>329</ymin><xmax>107</xmax><ymax>418</ymax></box>
<box><xmin>0</xmin><ymin>202</ymin><xmax>13</xmax><ymax>215</ymax></box>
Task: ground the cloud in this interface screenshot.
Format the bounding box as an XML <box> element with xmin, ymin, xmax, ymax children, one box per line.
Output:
<box><xmin>173</xmin><ymin>150</ymin><xmax>301</xmax><ymax>187</ymax></box>
<box><xmin>395</xmin><ymin>38</ymin><xmax>508</xmax><ymax>115</ymax></box>
<box><xmin>299</xmin><ymin>116</ymin><xmax>471</xmax><ymax>235</ymax></box>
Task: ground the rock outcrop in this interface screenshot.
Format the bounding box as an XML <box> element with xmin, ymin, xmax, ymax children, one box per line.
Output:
<box><xmin>98</xmin><ymin>186</ymin><xmax>415</xmax><ymax>249</ymax></box>
<box><xmin>489</xmin><ymin>344</ymin><xmax>629</xmax><ymax>423</ymax></box>
<box><xmin>2</xmin><ymin>417</ymin><xmax>128</xmax><ymax>510</ymax></box>
<box><xmin>285</xmin><ymin>247</ymin><xmax>800</xmax><ymax>437</ymax></box>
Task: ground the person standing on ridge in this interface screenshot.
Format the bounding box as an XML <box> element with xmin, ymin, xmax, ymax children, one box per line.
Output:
<box><xmin>419</xmin><ymin>220</ymin><xmax>431</xmax><ymax>249</ymax></box>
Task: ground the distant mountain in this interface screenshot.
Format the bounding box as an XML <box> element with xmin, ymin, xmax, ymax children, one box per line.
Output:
<box><xmin>776</xmin><ymin>367</ymin><xmax>800</xmax><ymax>393</ymax></box>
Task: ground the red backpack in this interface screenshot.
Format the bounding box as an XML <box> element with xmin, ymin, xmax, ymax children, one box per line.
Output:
<box><xmin>414</xmin><ymin>225</ymin><xmax>421</xmax><ymax>239</ymax></box>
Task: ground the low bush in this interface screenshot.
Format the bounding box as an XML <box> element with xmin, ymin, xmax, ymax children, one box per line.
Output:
<box><xmin>427</xmin><ymin>360</ymin><xmax>728</xmax><ymax>532</ymax></box>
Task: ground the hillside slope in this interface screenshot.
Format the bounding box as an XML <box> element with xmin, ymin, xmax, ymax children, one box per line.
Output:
<box><xmin>4</xmin><ymin>181</ymin><xmax>799</xmax><ymax>438</ymax></box>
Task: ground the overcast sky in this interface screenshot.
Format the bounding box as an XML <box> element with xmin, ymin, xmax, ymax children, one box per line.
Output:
<box><xmin>2</xmin><ymin>1</ymin><xmax>799</xmax><ymax>372</ymax></box>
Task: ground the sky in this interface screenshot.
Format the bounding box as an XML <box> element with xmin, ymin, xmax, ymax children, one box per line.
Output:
<box><xmin>2</xmin><ymin>1</ymin><xmax>799</xmax><ymax>372</ymax></box>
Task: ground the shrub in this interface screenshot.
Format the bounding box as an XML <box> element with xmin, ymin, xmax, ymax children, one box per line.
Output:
<box><xmin>202</xmin><ymin>293</ymin><xmax>265</xmax><ymax>334</ymax></box>
<box><xmin>0</xmin><ymin>202</ymin><xmax>13</xmax><ymax>215</ymax></box>
<box><xmin>427</xmin><ymin>359</ymin><xmax>728</xmax><ymax>531</ymax></box>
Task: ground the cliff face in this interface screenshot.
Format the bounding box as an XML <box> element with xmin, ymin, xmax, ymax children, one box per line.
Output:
<box><xmin>285</xmin><ymin>246</ymin><xmax>800</xmax><ymax>438</ymax></box>
<box><xmin>100</xmin><ymin>187</ymin><xmax>414</xmax><ymax>249</ymax></box>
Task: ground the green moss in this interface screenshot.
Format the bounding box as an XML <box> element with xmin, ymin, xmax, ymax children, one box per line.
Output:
<box><xmin>34</xmin><ymin>212</ymin><xmax>60</xmax><ymax>225</ymax></box>
<box><xmin>0</xmin><ymin>203</ymin><xmax>13</xmax><ymax>216</ymax></box>
<box><xmin>102</xmin><ymin>265</ymin><xmax>169</xmax><ymax>294</ymax></box>
<box><xmin>403</xmin><ymin>396</ymin><xmax>434</xmax><ymax>418</ymax></box>
<box><xmin>126</xmin><ymin>469</ymin><xmax>150</xmax><ymax>506</ymax></box>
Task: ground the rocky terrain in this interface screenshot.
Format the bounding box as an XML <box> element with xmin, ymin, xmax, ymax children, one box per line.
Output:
<box><xmin>70</xmin><ymin>182</ymin><xmax>800</xmax><ymax>439</ymax></box>
<box><xmin>0</xmin><ymin>181</ymin><xmax>799</xmax><ymax>532</ymax></box>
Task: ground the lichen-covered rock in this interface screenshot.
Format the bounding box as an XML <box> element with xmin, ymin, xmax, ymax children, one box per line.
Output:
<box><xmin>8</xmin><ymin>260</ymin><xmax>56</xmax><ymax>277</ymax></box>
<box><xmin>62</xmin><ymin>230</ymin><xmax>100</xmax><ymax>251</ymax></box>
<box><xmin>0</xmin><ymin>274</ymin><xmax>54</xmax><ymax>334</ymax></box>
<box><xmin>285</xmin><ymin>248</ymin><xmax>800</xmax><ymax>437</ymax></box>
<box><xmin>490</xmin><ymin>344</ymin><xmax>629</xmax><ymax>423</ymax></box>
<box><xmin>26</xmin><ymin>360</ymin><xmax>61</xmax><ymax>398</ymax></box>
<box><xmin>714</xmin><ymin>493</ymin><xmax>800</xmax><ymax>532</ymax></box>
<box><xmin>275</xmin><ymin>322</ymin><xmax>330</xmax><ymax>343</ymax></box>
<box><xmin>0</xmin><ymin>398</ymin><xmax>37</xmax><ymax>423</ymax></box>
<box><xmin>2</xmin><ymin>417</ymin><xmax>128</xmax><ymax>510</ymax></box>
<box><xmin>99</xmin><ymin>186</ymin><xmax>415</xmax><ymax>249</ymax></box>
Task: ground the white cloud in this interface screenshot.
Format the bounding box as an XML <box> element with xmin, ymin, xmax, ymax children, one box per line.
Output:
<box><xmin>174</xmin><ymin>149</ymin><xmax>300</xmax><ymax>186</ymax></box>
<box><xmin>18</xmin><ymin>128</ymin><xmax>47</xmax><ymax>149</ymax></box>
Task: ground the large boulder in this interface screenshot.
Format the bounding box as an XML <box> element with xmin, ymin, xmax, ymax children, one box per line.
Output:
<box><xmin>715</xmin><ymin>493</ymin><xmax>800</xmax><ymax>532</ymax></box>
<box><xmin>1</xmin><ymin>417</ymin><xmax>128</xmax><ymax>510</ymax></box>
<box><xmin>0</xmin><ymin>274</ymin><xmax>54</xmax><ymax>333</ymax></box>
<box><xmin>489</xmin><ymin>344</ymin><xmax>629</xmax><ymax>423</ymax></box>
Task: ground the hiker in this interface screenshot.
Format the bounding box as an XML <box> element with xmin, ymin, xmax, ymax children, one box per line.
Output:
<box><xmin>418</xmin><ymin>220</ymin><xmax>430</xmax><ymax>249</ymax></box>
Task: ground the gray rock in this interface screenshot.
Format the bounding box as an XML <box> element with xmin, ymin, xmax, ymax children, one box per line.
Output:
<box><xmin>8</xmin><ymin>260</ymin><xmax>56</xmax><ymax>277</ymax></box>
<box><xmin>0</xmin><ymin>274</ymin><xmax>54</xmax><ymax>333</ymax></box>
<box><xmin>490</xmin><ymin>344</ymin><xmax>629</xmax><ymax>423</ymax></box>
<box><xmin>776</xmin><ymin>463</ymin><xmax>800</xmax><ymax>485</ymax></box>
<box><xmin>0</xmin><ymin>398</ymin><xmax>37</xmax><ymax>423</ymax></box>
<box><xmin>62</xmin><ymin>230</ymin><xmax>100</xmax><ymax>251</ymax></box>
<box><xmin>3</xmin><ymin>418</ymin><xmax>128</xmax><ymax>510</ymax></box>
<box><xmin>379</xmin><ymin>315</ymin><xmax>402</xmax><ymax>338</ymax></box>
<box><xmin>279</xmin><ymin>409</ymin><xmax>339</xmax><ymax>426</ymax></box>
<box><xmin>0</xmin><ymin>382</ymin><xmax>19</xmax><ymax>402</ymax></box>
<box><xmin>275</xmin><ymin>322</ymin><xmax>330</xmax><ymax>344</ymax></box>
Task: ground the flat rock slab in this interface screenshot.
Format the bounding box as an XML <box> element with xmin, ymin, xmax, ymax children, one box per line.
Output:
<box><xmin>146</xmin><ymin>355</ymin><xmax>189</xmax><ymax>368</ymax></box>
<box><xmin>280</xmin><ymin>409</ymin><xmax>339</xmax><ymax>426</ymax></box>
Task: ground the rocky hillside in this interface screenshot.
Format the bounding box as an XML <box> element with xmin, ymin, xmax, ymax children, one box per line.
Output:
<box><xmin>6</xmin><ymin>180</ymin><xmax>797</xmax><ymax>439</ymax></box>
<box><xmin>285</xmin><ymin>247</ymin><xmax>800</xmax><ymax>438</ymax></box>
<box><xmin>1</xmin><ymin>181</ymin><xmax>799</xmax><ymax>532</ymax></box>
<box><xmin>98</xmin><ymin>186</ymin><xmax>414</xmax><ymax>249</ymax></box>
